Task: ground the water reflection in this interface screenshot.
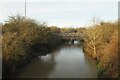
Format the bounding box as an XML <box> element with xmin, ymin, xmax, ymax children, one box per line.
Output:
<box><xmin>48</xmin><ymin>45</ymin><xmax>97</xmax><ymax>78</ymax></box>
<box><xmin>12</xmin><ymin>43</ymin><xmax>98</xmax><ymax>78</ymax></box>
<box><xmin>12</xmin><ymin>54</ymin><xmax>56</xmax><ymax>78</ymax></box>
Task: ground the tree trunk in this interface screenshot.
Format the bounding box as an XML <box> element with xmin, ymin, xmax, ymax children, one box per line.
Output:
<box><xmin>93</xmin><ymin>45</ymin><xmax>97</xmax><ymax>60</ymax></box>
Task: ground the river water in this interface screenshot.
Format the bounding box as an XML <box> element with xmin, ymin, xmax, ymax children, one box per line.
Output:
<box><xmin>12</xmin><ymin>41</ymin><xmax>98</xmax><ymax>78</ymax></box>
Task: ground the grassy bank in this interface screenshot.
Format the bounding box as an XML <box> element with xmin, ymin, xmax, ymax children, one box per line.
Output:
<box><xmin>83</xmin><ymin>21</ymin><xmax>118</xmax><ymax>78</ymax></box>
<box><xmin>2</xmin><ymin>16</ymin><xmax>62</xmax><ymax>78</ymax></box>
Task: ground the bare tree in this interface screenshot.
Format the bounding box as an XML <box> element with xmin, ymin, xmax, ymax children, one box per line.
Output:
<box><xmin>84</xmin><ymin>26</ymin><xmax>103</xmax><ymax>58</ymax></box>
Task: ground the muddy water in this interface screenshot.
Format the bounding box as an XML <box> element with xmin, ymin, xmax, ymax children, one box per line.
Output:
<box><xmin>13</xmin><ymin>42</ymin><xmax>98</xmax><ymax>78</ymax></box>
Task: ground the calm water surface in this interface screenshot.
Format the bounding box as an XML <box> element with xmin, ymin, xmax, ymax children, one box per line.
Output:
<box><xmin>13</xmin><ymin>42</ymin><xmax>98</xmax><ymax>78</ymax></box>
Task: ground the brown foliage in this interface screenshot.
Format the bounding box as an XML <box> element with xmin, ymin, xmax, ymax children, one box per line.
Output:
<box><xmin>83</xmin><ymin>21</ymin><xmax>118</xmax><ymax>78</ymax></box>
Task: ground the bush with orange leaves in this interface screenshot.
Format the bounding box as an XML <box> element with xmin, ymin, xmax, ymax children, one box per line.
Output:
<box><xmin>83</xmin><ymin>21</ymin><xmax>118</xmax><ymax>78</ymax></box>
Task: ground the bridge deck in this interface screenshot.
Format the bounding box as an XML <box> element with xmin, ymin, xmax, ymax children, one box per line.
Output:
<box><xmin>56</xmin><ymin>33</ymin><xmax>84</xmax><ymax>40</ymax></box>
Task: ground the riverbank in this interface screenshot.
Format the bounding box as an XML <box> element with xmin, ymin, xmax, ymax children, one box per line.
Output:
<box><xmin>2</xmin><ymin>15</ymin><xmax>83</xmax><ymax>78</ymax></box>
<box><xmin>2</xmin><ymin>15</ymin><xmax>118</xmax><ymax>78</ymax></box>
<box><xmin>9</xmin><ymin>44</ymin><xmax>98</xmax><ymax>78</ymax></box>
<box><xmin>83</xmin><ymin>21</ymin><xmax>118</xmax><ymax>78</ymax></box>
<box><xmin>2</xmin><ymin>16</ymin><xmax>62</xmax><ymax>78</ymax></box>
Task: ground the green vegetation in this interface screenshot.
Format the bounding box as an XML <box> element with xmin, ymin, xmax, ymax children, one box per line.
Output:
<box><xmin>97</xmin><ymin>63</ymin><xmax>106</xmax><ymax>77</ymax></box>
<box><xmin>2</xmin><ymin>15</ymin><xmax>62</xmax><ymax>78</ymax></box>
<box><xmin>83</xmin><ymin>20</ymin><xmax>118</xmax><ymax>78</ymax></box>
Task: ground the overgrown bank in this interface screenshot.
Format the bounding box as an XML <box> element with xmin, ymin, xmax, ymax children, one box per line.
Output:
<box><xmin>2</xmin><ymin>15</ymin><xmax>118</xmax><ymax>78</ymax></box>
<box><xmin>83</xmin><ymin>21</ymin><xmax>118</xmax><ymax>78</ymax></box>
<box><xmin>2</xmin><ymin>16</ymin><xmax>62</xmax><ymax>78</ymax></box>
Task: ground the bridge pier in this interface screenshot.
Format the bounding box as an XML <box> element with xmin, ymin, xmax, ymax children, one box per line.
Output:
<box><xmin>70</xmin><ymin>38</ymin><xmax>74</xmax><ymax>44</ymax></box>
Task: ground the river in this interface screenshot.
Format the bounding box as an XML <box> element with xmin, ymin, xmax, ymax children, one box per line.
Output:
<box><xmin>12</xmin><ymin>41</ymin><xmax>98</xmax><ymax>78</ymax></box>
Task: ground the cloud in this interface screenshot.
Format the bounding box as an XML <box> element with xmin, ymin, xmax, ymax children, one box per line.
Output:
<box><xmin>0</xmin><ymin>2</ymin><xmax>118</xmax><ymax>27</ymax></box>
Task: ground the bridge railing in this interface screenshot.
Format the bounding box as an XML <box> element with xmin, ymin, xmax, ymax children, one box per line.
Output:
<box><xmin>54</xmin><ymin>33</ymin><xmax>84</xmax><ymax>39</ymax></box>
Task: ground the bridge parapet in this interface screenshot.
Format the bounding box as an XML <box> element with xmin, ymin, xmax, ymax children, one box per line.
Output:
<box><xmin>55</xmin><ymin>33</ymin><xmax>84</xmax><ymax>40</ymax></box>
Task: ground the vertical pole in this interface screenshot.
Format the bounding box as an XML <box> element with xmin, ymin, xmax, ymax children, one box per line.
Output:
<box><xmin>25</xmin><ymin>0</ymin><xmax>26</xmax><ymax>19</ymax></box>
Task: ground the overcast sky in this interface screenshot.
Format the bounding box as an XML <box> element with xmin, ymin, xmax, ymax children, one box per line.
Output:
<box><xmin>0</xmin><ymin>0</ymin><xmax>119</xmax><ymax>27</ymax></box>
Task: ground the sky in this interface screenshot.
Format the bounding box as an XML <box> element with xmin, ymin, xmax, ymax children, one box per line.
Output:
<box><xmin>0</xmin><ymin>0</ymin><xmax>119</xmax><ymax>27</ymax></box>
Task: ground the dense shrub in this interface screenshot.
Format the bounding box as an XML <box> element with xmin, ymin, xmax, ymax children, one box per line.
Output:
<box><xmin>83</xmin><ymin>21</ymin><xmax>118</xmax><ymax>78</ymax></box>
<box><xmin>2</xmin><ymin>15</ymin><xmax>62</xmax><ymax>78</ymax></box>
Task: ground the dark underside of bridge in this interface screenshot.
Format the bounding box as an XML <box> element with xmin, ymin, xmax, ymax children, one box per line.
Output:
<box><xmin>61</xmin><ymin>38</ymin><xmax>84</xmax><ymax>43</ymax></box>
<box><xmin>57</xmin><ymin>33</ymin><xmax>84</xmax><ymax>43</ymax></box>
